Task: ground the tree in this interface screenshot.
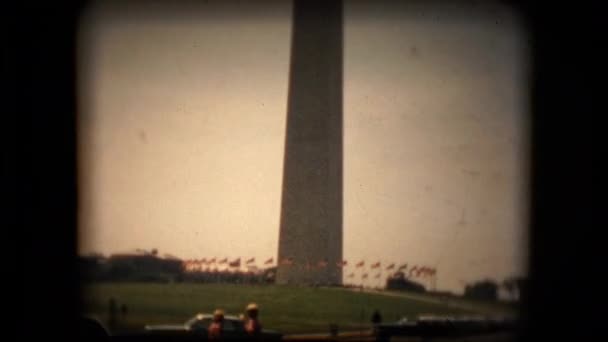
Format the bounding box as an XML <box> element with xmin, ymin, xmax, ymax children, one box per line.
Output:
<box><xmin>502</xmin><ymin>277</ymin><xmax>517</xmax><ymax>301</ymax></box>
<box><xmin>386</xmin><ymin>271</ymin><xmax>426</xmax><ymax>293</ymax></box>
<box><xmin>501</xmin><ymin>276</ymin><xmax>526</xmax><ymax>302</ymax></box>
<box><xmin>464</xmin><ymin>279</ymin><xmax>498</xmax><ymax>301</ymax></box>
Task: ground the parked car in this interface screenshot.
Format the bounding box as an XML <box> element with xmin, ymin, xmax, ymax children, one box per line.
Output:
<box><xmin>144</xmin><ymin>313</ymin><xmax>282</xmax><ymax>341</ymax></box>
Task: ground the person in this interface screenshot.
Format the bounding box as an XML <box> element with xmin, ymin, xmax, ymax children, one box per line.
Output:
<box><xmin>244</xmin><ymin>303</ymin><xmax>262</xmax><ymax>337</ymax></box>
<box><xmin>371</xmin><ymin>309</ymin><xmax>382</xmax><ymax>326</ymax></box>
<box><xmin>208</xmin><ymin>309</ymin><xmax>224</xmax><ymax>340</ymax></box>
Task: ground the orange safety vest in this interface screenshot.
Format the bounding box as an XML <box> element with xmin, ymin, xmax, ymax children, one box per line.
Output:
<box><xmin>208</xmin><ymin>321</ymin><xmax>222</xmax><ymax>340</ymax></box>
<box><xmin>245</xmin><ymin>319</ymin><xmax>261</xmax><ymax>335</ymax></box>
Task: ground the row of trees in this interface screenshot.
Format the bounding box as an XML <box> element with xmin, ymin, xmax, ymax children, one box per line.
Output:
<box><xmin>385</xmin><ymin>271</ymin><xmax>427</xmax><ymax>293</ymax></box>
<box><xmin>464</xmin><ymin>277</ymin><xmax>526</xmax><ymax>301</ymax></box>
<box><xmin>78</xmin><ymin>252</ymin><xmax>278</xmax><ymax>285</ymax></box>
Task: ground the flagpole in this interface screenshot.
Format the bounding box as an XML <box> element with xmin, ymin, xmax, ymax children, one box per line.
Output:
<box><xmin>359</xmin><ymin>268</ymin><xmax>364</xmax><ymax>336</ymax></box>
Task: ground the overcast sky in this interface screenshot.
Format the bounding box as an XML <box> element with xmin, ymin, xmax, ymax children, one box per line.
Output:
<box><xmin>77</xmin><ymin>0</ymin><xmax>529</xmax><ymax>293</ymax></box>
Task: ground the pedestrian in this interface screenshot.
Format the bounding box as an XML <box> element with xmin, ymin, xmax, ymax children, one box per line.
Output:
<box><xmin>371</xmin><ymin>309</ymin><xmax>382</xmax><ymax>326</ymax></box>
<box><xmin>208</xmin><ymin>309</ymin><xmax>224</xmax><ymax>340</ymax></box>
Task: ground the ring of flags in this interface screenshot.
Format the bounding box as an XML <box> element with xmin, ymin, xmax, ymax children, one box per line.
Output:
<box><xmin>182</xmin><ymin>257</ymin><xmax>437</xmax><ymax>283</ymax></box>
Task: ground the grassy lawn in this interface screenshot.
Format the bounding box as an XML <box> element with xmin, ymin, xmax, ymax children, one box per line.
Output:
<box><xmin>82</xmin><ymin>282</ymin><xmax>508</xmax><ymax>334</ymax></box>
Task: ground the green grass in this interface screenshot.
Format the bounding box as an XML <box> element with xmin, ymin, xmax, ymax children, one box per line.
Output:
<box><xmin>82</xmin><ymin>283</ymin><xmax>511</xmax><ymax>334</ymax></box>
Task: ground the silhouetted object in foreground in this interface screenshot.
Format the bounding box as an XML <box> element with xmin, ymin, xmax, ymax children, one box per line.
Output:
<box><xmin>374</xmin><ymin>316</ymin><xmax>517</xmax><ymax>342</ymax></box>
<box><xmin>329</xmin><ymin>323</ymin><xmax>339</xmax><ymax>337</ymax></box>
<box><xmin>79</xmin><ymin>317</ymin><xmax>109</xmax><ymax>342</ymax></box>
<box><xmin>108</xmin><ymin>297</ymin><xmax>117</xmax><ymax>328</ymax></box>
<box><xmin>464</xmin><ymin>279</ymin><xmax>499</xmax><ymax>301</ymax></box>
<box><xmin>120</xmin><ymin>303</ymin><xmax>128</xmax><ymax>316</ymax></box>
<box><xmin>144</xmin><ymin>313</ymin><xmax>283</xmax><ymax>340</ymax></box>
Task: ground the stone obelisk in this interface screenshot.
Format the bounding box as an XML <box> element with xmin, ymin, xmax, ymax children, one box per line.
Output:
<box><xmin>276</xmin><ymin>0</ymin><xmax>343</xmax><ymax>286</ymax></box>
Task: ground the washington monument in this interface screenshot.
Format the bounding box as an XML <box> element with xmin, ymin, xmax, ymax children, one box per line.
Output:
<box><xmin>276</xmin><ymin>0</ymin><xmax>343</xmax><ymax>285</ymax></box>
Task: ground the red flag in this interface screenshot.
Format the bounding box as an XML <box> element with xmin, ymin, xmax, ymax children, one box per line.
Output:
<box><xmin>228</xmin><ymin>258</ymin><xmax>241</xmax><ymax>267</ymax></box>
<box><xmin>386</xmin><ymin>263</ymin><xmax>395</xmax><ymax>270</ymax></box>
<box><xmin>336</xmin><ymin>260</ymin><xmax>348</xmax><ymax>267</ymax></box>
<box><xmin>371</xmin><ymin>262</ymin><xmax>381</xmax><ymax>269</ymax></box>
<box><xmin>218</xmin><ymin>258</ymin><xmax>228</xmax><ymax>264</ymax></box>
<box><xmin>246</xmin><ymin>257</ymin><xmax>255</xmax><ymax>264</ymax></box>
<box><xmin>264</xmin><ymin>257</ymin><xmax>273</xmax><ymax>265</ymax></box>
<box><xmin>280</xmin><ymin>257</ymin><xmax>294</xmax><ymax>265</ymax></box>
<box><xmin>356</xmin><ymin>261</ymin><xmax>365</xmax><ymax>268</ymax></box>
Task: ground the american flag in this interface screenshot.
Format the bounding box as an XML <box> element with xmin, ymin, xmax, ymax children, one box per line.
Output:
<box><xmin>317</xmin><ymin>259</ymin><xmax>328</xmax><ymax>268</ymax></box>
<box><xmin>371</xmin><ymin>262</ymin><xmax>381</xmax><ymax>269</ymax></box>
<box><xmin>386</xmin><ymin>263</ymin><xmax>395</xmax><ymax>270</ymax></box>
<box><xmin>348</xmin><ymin>273</ymin><xmax>355</xmax><ymax>278</ymax></box>
<box><xmin>375</xmin><ymin>273</ymin><xmax>381</xmax><ymax>279</ymax></box>
<box><xmin>362</xmin><ymin>273</ymin><xmax>369</xmax><ymax>279</ymax></box>
<box><xmin>398</xmin><ymin>263</ymin><xmax>408</xmax><ymax>271</ymax></box>
<box><xmin>246</xmin><ymin>257</ymin><xmax>255</xmax><ymax>264</ymax></box>
<box><xmin>218</xmin><ymin>258</ymin><xmax>228</xmax><ymax>264</ymax></box>
<box><xmin>409</xmin><ymin>266</ymin><xmax>418</xmax><ymax>276</ymax></box>
<box><xmin>280</xmin><ymin>257</ymin><xmax>294</xmax><ymax>265</ymax></box>
<box><xmin>356</xmin><ymin>261</ymin><xmax>365</xmax><ymax>268</ymax></box>
<box><xmin>208</xmin><ymin>258</ymin><xmax>216</xmax><ymax>264</ymax></box>
<box><xmin>264</xmin><ymin>257</ymin><xmax>274</xmax><ymax>265</ymax></box>
<box><xmin>336</xmin><ymin>260</ymin><xmax>348</xmax><ymax>267</ymax></box>
<box><xmin>228</xmin><ymin>258</ymin><xmax>241</xmax><ymax>267</ymax></box>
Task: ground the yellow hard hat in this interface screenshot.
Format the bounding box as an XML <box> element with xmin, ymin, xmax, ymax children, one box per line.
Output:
<box><xmin>246</xmin><ymin>303</ymin><xmax>258</xmax><ymax>311</ymax></box>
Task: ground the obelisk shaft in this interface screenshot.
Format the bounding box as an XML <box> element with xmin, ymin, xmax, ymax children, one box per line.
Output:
<box><xmin>276</xmin><ymin>0</ymin><xmax>343</xmax><ymax>286</ymax></box>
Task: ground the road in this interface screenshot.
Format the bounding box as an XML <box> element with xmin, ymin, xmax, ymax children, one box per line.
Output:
<box><xmin>335</xmin><ymin>287</ymin><xmax>510</xmax><ymax>315</ymax></box>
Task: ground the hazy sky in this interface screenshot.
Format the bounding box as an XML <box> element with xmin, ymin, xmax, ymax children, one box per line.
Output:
<box><xmin>78</xmin><ymin>0</ymin><xmax>529</xmax><ymax>293</ymax></box>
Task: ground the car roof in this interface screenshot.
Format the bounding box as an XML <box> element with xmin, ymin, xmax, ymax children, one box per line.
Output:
<box><xmin>192</xmin><ymin>313</ymin><xmax>242</xmax><ymax>321</ymax></box>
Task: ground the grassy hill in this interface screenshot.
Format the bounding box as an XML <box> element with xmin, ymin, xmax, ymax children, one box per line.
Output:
<box><xmin>82</xmin><ymin>283</ymin><xmax>512</xmax><ymax>334</ymax></box>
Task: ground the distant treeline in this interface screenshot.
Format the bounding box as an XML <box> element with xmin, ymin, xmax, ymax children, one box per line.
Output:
<box><xmin>79</xmin><ymin>253</ymin><xmax>525</xmax><ymax>303</ymax></box>
<box><xmin>385</xmin><ymin>271</ymin><xmax>427</xmax><ymax>293</ymax></box>
<box><xmin>464</xmin><ymin>277</ymin><xmax>526</xmax><ymax>302</ymax></box>
<box><xmin>78</xmin><ymin>253</ymin><xmax>276</xmax><ymax>284</ymax></box>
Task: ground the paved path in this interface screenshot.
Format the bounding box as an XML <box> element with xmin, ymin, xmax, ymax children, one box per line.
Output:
<box><xmin>335</xmin><ymin>287</ymin><xmax>508</xmax><ymax>315</ymax></box>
